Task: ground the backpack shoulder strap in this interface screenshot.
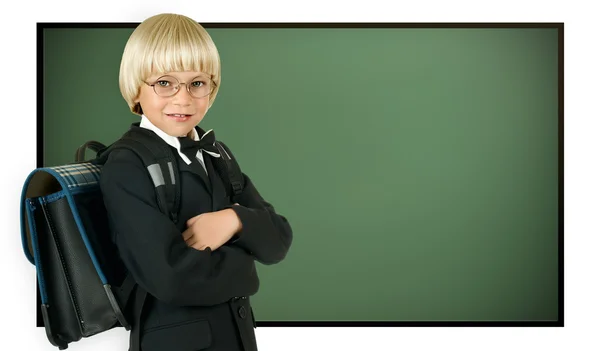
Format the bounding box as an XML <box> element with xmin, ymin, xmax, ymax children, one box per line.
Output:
<box><xmin>93</xmin><ymin>126</ymin><xmax>180</xmax><ymax>347</ymax></box>
<box><xmin>86</xmin><ymin>125</ymin><xmax>183</xmax><ymax>349</ymax></box>
<box><xmin>94</xmin><ymin>126</ymin><xmax>181</xmax><ymax>224</ymax></box>
<box><xmin>213</xmin><ymin>140</ymin><xmax>245</xmax><ymax>198</ymax></box>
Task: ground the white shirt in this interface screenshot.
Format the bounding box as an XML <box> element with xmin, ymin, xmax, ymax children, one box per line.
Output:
<box><xmin>139</xmin><ymin>114</ymin><xmax>209</xmax><ymax>174</ymax></box>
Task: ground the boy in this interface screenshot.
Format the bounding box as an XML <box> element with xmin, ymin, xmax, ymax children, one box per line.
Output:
<box><xmin>100</xmin><ymin>13</ymin><xmax>293</xmax><ymax>351</ymax></box>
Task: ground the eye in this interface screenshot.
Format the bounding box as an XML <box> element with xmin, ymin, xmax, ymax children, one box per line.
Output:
<box><xmin>156</xmin><ymin>80</ymin><xmax>171</xmax><ymax>87</ymax></box>
<box><xmin>190</xmin><ymin>80</ymin><xmax>205</xmax><ymax>88</ymax></box>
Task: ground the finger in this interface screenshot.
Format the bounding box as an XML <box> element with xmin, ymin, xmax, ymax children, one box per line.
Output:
<box><xmin>187</xmin><ymin>214</ymin><xmax>202</xmax><ymax>227</ymax></box>
<box><xmin>187</xmin><ymin>240</ymin><xmax>197</xmax><ymax>247</ymax></box>
<box><xmin>186</xmin><ymin>215</ymin><xmax>198</xmax><ymax>227</ymax></box>
<box><xmin>190</xmin><ymin>244</ymin><xmax>202</xmax><ymax>251</ymax></box>
<box><xmin>200</xmin><ymin>243</ymin><xmax>212</xmax><ymax>250</ymax></box>
<box><xmin>184</xmin><ymin>233</ymin><xmax>195</xmax><ymax>244</ymax></box>
<box><xmin>182</xmin><ymin>227</ymin><xmax>193</xmax><ymax>241</ymax></box>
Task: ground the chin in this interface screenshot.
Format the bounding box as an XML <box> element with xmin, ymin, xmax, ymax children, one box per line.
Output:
<box><xmin>163</xmin><ymin>118</ymin><xmax>203</xmax><ymax>136</ymax></box>
<box><xmin>162</xmin><ymin>125</ymin><xmax>194</xmax><ymax>137</ymax></box>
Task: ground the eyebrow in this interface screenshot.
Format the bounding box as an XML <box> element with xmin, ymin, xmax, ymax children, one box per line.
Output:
<box><xmin>150</xmin><ymin>74</ymin><xmax>211</xmax><ymax>81</ymax></box>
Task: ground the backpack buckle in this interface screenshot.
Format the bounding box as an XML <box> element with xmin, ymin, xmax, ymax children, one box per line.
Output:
<box><xmin>231</xmin><ymin>181</ymin><xmax>243</xmax><ymax>195</ymax></box>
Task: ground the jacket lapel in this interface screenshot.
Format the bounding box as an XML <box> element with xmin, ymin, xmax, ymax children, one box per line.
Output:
<box><xmin>177</xmin><ymin>154</ymin><xmax>212</xmax><ymax>195</ymax></box>
<box><xmin>204</xmin><ymin>155</ymin><xmax>228</xmax><ymax>211</ymax></box>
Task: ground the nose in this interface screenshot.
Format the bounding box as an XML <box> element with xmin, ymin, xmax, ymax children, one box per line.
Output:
<box><xmin>172</xmin><ymin>84</ymin><xmax>193</xmax><ymax>106</ymax></box>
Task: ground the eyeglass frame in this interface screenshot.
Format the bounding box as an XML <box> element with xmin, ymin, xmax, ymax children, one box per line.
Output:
<box><xmin>143</xmin><ymin>74</ymin><xmax>216</xmax><ymax>99</ymax></box>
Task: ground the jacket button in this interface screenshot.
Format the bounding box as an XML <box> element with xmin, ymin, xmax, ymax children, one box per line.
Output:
<box><xmin>238</xmin><ymin>306</ymin><xmax>247</xmax><ymax>319</ymax></box>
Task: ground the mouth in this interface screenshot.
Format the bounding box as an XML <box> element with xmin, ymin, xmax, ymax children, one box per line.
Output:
<box><xmin>166</xmin><ymin>113</ymin><xmax>193</xmax><ymax>122</ymax></box>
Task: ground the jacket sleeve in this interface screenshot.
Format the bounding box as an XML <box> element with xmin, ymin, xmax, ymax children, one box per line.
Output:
<box><xmin>99</xmin><ymin>148</ymin><xmax>258</xmax><ymax>307</ymax></box>
<box><xmin>228</xmin><ymin>173</ymin><xmax>293</xmax><ymax>265</ymax></box>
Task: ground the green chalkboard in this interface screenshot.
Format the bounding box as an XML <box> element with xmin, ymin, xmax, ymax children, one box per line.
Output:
<box><xmin>42</xmin><ymin>26</ymin><xmax>560</xmax><ymax>322</ymax></box>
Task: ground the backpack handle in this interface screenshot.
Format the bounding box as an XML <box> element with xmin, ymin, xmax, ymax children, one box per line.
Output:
<box><xmin>75</xmin><ymin>140</ymin><xmax>107</xmax><ymax>163</ymax></box>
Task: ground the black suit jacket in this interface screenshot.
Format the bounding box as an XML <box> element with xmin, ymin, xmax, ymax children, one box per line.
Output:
<box><xmin>99</xmin><ymin>132</ymin><xmax>293</xmax><ymax>351</ymax></box>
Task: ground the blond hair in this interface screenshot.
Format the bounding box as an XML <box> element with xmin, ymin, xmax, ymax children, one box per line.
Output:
<box><xmin>119</xmin><ymin>13</ymin><xmax>221</xmax><ymax>115</ymax></box>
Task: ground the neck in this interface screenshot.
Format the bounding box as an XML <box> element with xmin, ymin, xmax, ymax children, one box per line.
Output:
<box><xmin>180</xmin><ymin>129</ymin><xmax>195</xmax><ymax>139</ymax></box>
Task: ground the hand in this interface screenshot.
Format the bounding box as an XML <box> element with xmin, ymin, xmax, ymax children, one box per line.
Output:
<box><xmin>182</xmin><ymin>206</ymin><xmax>242</xmax><ymax>251</ymax></box>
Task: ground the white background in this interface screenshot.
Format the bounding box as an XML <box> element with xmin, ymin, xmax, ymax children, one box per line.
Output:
<box><xmin>0</xmin><ymin>0</ymin><xmax>596</xmax><ymax>350</ymax></box>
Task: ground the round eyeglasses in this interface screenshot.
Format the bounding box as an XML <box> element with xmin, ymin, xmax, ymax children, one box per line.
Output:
<box><xmin>144</xmin><ymin>75</ymin><xmax>214</xmax><ymax>98</ymax></box>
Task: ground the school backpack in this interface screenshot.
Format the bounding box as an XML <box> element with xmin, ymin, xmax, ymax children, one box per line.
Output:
<box><xmin>20</xmin><ymin>123</ymin><xmax>245</xmax><ymax>350</ymax></box>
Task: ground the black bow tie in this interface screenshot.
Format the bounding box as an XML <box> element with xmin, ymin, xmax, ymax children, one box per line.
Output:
<box><xmin>177</xmin><ymin>129</ymin><xmax>221</xmax><ymax>158</ymax></box>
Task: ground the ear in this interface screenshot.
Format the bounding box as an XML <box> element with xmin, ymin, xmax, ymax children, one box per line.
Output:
<box><xmin>132</xmin><ymin>92</ymin><xmax>143</xmax><ymax>115</ymax></box>
<box><xmin>133</xmin><ymin>103</ymin><xmax>143</xmax><ymax>115</ymax></box>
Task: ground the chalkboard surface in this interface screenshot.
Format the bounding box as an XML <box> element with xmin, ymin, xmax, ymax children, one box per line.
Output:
<box><xmin>42</xmin><ymin>26</ymin><xmax>559</xmax><ymax>322</ymax></box>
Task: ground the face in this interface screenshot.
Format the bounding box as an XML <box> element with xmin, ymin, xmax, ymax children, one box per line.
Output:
<box><xmin>135</xmin><ymin>71</ymin><xmax>212</xmax><ymax>137</ymax></box>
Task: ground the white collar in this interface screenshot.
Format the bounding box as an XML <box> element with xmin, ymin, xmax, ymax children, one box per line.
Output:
<box><xmin>139</xmin><ymin>114</ymin><xmax>200</xmax><ymax>165</ymax></box>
